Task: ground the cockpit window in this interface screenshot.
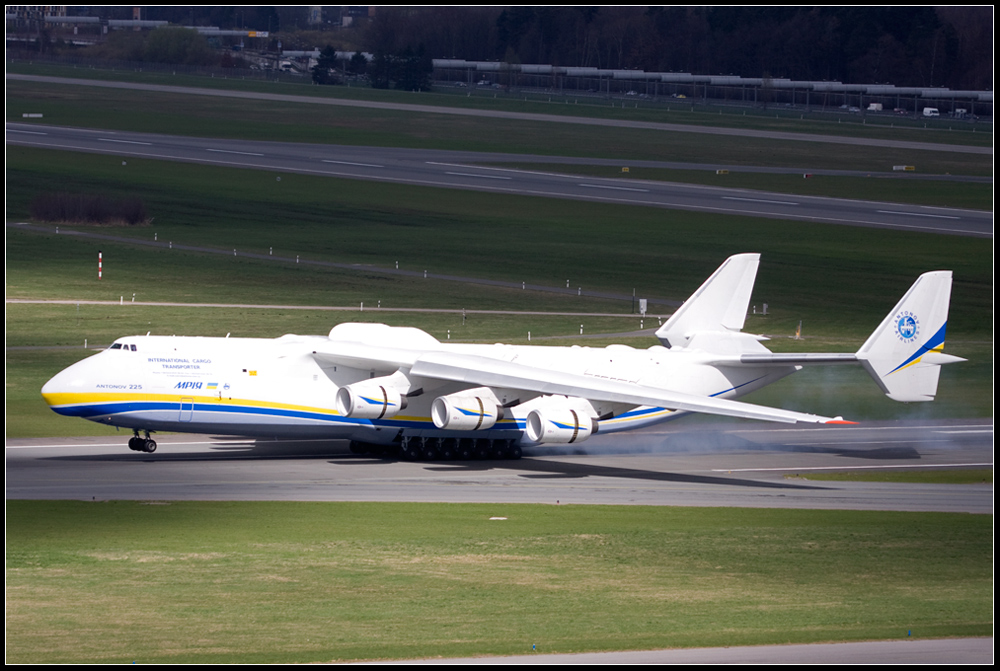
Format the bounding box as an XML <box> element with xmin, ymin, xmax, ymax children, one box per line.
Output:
<box><xmin>110</xmin><ymin>343</ymin><xmax>122</xmax><ymax>350</ymax></box>
<box><xmin>130</xmin><ymin>344</ymin><xmax>137</xmax><ymax>352</ymax></box>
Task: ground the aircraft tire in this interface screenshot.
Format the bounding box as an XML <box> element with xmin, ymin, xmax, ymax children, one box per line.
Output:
<box><xmin>144</xmin><ymin>439</ymin><xmax>157</xmax><ymax>453</ymax></box>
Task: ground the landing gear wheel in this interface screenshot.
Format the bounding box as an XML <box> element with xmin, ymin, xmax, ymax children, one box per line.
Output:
<box><xmin>143</xmin><ymin>439</ymin><xmax>157</xmax><ymax>453</ymax></box>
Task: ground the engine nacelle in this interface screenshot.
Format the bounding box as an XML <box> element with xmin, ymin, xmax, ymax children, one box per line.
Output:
<box><xmin>525</xmin><ymin>397</ymin><xmax>598</xmax><ymax>444</ymax></box>
<box><xmin>336</xmin><ymin>381</ymin><xmax>408</xmax><ymax>419</ymax></box>
<box><xmin>431</xmin><ymin>388</ymin><xmax>503</xmax><ymax>431</ymax></box>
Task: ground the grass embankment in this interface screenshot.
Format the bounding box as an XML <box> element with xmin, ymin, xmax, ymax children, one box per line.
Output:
<box><xmin>5</xmin><ymin>501</ymin><xmax>992</xmax><ymax>663</ymax></box>
<box><xmin>6</xmin><ymin>78</ymin><xmax>992</xmax><ymax>177</ymax></box>
<box><xmin>7</xmin><ymin>61</ymin><xmax>992</xmax><ymax>148</ymax></box>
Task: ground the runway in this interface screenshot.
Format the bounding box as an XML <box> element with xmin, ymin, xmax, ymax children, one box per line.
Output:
<box><xmin>7</xmin><ymin>419</ymin><xmax>992</xmax><ymax>513</ymax></box>
<box><xmin>7</xmin><ymin>123</ymin><xmax>992</xmax><ymax>237</ymax></box>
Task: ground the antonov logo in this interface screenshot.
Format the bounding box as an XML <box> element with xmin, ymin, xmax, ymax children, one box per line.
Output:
<box><xmin>174</xmin><ymin>381</ymin><xmax>203</xmax><ymax>390</ymax></box>
<box><xmin>894</xmin><ymin>311</ymin><xmax>919</xmax><ymax>343</ymax></box>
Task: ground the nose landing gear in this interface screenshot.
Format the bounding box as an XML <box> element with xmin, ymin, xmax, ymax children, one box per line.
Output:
<box><xmin>128</xmin><ymin>430</ymin><xmax>157</xmax><ymax>453</ymax></box>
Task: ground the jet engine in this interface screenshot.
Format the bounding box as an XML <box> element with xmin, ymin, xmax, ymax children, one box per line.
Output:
<box><xmin>524</xmin><ymin>397</ymin><xmax>599</xmax><ymax>444</ymax></box>
<box><xmin>336</xmin><ymin>378</ymin><xmax>409</xmax><ymax>419</ymax></box>
<box><xmin>431</xmin><ymin>387</ymin><xmax>503</xmax><ymax>431</ymax></box>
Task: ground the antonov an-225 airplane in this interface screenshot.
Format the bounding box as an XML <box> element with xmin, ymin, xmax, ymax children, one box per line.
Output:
<box><xmin>42</xmin><ymin>254</ymin><xmax>963</xmax><ymax>459</ymax></box>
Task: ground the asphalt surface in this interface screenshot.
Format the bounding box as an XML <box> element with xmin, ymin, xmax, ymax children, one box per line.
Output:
<box><xmin>408</xmin><ymin>637</ymin><xmax>993</xmax><ymax>664</ymax></box>
<box><xmin>7</xmin><ymin>419</ymin><xmax>992</xmax><ymax>513</ymax></box>
<box><xmin>7</xmin><ymin>123</ymin><xmax>993</xmax><ymax>237</ymax></box>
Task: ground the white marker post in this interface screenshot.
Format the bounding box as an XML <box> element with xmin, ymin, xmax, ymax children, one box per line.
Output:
<box><xmin>98</xmin><ymin>251</ymin><xmax>102</xmax><ymax>279</ymax></box>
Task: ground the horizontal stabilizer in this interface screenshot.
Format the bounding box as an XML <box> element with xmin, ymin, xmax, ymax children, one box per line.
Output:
<box><xmin>738</xmin><ymin>353</ymin><xmax>860</xmax><ymax>366</ymax></box>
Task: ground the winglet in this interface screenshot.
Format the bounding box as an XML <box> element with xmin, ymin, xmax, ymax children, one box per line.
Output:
<box><xmin>656</xmin><ymin>254</ymin><xmax>760</xmax><ymax>348</ymax></box>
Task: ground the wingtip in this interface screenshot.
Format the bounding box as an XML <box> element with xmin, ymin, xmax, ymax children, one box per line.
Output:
<box><xmin>824</xmin><ymin>418</ymin><xmax>858</xmax><ymax>425</ymax></box>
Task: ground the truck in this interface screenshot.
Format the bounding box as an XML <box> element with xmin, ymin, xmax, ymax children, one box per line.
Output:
<box><xmin>867</xmin><ymin>103</ymin><xmax>883</xmax><ymax>112</ymax></box>
<box><xmin>923</xmin><ymin>107</ymin><xmax>940</xmax><ymax>117</ymax></box>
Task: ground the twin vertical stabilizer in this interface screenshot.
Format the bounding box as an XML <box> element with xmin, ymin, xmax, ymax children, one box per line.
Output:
<box><xmin>656</xmin><ymin>255</ymin><xmax>963</xmax><ymax>404</ymax></box>
<box><xmin>856</xmin><ymin>271</ymin><xmax>964</xmax><ymax>402</ymax></box>
<box><xmin>655</xmin><ymin>253</ymin><xmax>760</xmax><ymax>348</ymax></box>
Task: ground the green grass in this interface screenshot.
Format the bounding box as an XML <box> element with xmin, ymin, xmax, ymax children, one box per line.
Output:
<box><xmin>5</xmin><ymin>501</ymin><xmax>992</xmax><ymax>663</ymax></box>
<box><xmin>6</xmin><ymin>78</ymin><xmax>993</xmax><ymax>176</ymax></box>
<box><xmin>7</xmin><ymin>148</ymin><xmax>993</xmax><ymax>343</ymax></box>
<box><xmin>8</xmin><ymin>61</ymin><xmax>992</xmax><ymax>148</ymax></box>
<box><xmin>495</xmin><ymin>163</ymin><xmax>994</xmax><ymax>211</ymax></box>
<box><xmin>788</xmin><ymin>469</ymin><xmax>992</xmax><ymax>484</ymax></box>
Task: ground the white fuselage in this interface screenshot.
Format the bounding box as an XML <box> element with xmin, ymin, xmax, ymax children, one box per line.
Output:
<box><xmin>42</xmin><ymin>332</ymin><xmax>794</xmax><ymax>446</ymax></box>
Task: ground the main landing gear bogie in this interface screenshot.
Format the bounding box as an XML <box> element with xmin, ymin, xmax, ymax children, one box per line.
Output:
<box><xmin>349</xmin><ymin>437</ymin><xmax>523</xmax><ymax>462</ymax></box>
<box><xmin>128</xmin><ymin>430</ymin><xmax>157</xmax><ymax>453</ymax></box>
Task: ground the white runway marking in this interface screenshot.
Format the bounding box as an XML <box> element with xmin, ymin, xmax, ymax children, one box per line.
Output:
<box><xmin>722</xmin><ymin>195</ymin><xmax>799</xmax><ymax>205</ymax></box>
<box><xmin>206</xmin><ymin>148</ymin><xmax>264</xmax><ymax>156</ymax></box>
<box><xmin>877</xmin><ymin>209</ymin><xmax>961</xmax><ymax>219</ymax></box>
<box><xmin>446</xmin><ymin>171</ymin><xmax>512</xmax><ymax>180</ymax></box>
<box><xmin>578</xmin><ymin>183</ymin><xmax>649</xmax><ymax>192</ymax></box>
<box><xmin>322</xmin><ymin>159</ymin><xmax>383</xmax><ymax>168</ymax></box>
<box><xmin>98</xmin><ymin>138</ymin><xmax>151</xmax><ymax>145</ymax></box>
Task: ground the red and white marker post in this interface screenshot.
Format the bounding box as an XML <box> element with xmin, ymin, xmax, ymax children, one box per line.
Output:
<box><xmin>98</xmin><ymin>251</ymin><xmax>102</xmax><ymax>279</ymax></box>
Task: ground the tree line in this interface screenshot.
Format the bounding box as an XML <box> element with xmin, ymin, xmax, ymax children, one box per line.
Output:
<box><xmin>360</xmin><ymin>6</ymin><xmax>991</xmax><ymax>91</ymax></box>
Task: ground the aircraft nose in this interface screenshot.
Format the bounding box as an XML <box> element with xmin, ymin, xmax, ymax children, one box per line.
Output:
<box><xmin>41</xmin><ymin>357</ymin><xmax>95</xmax><ymax>411</ymax></box>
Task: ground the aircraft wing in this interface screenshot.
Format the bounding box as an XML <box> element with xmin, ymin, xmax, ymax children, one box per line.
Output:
<box><xmin>311</xmin><ymin>341</ymin><xmax>423</xmax><ymax>371</ymax></box>
<box><xmin>409</xmin><ymin>351</ymin><xmax>851</xmax><ymax>425</ymax></box>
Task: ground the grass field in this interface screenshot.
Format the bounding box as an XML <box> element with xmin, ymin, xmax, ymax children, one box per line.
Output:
<box><xmin>7</xmin><ymin>149</ymin><xmax>993</xmax><ymax>336</ymax></box>
<box><xmin>6</xmin><ymin>501</ymin><xmax>992</xmax><ymax>663</ymax></box>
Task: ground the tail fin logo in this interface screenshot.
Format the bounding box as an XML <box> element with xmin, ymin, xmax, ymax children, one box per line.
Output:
<box><xmin>894</xmin><ymin>311</ymin><xmax>919</xmax><ymax>343</ymax></box>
